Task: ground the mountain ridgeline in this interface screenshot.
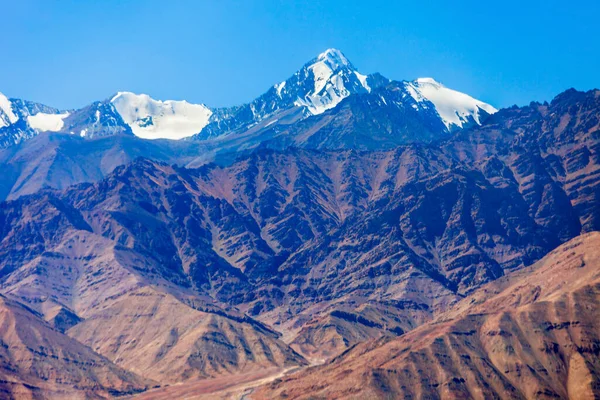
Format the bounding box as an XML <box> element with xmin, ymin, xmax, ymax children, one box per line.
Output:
<box><xmin>0</xmin><ymin>49</ymin><xmax>493</xmax><ymax>148</ymax></box>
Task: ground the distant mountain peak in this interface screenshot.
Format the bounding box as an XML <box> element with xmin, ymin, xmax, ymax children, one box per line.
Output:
<box><xmin>281</xmin><ymin>48</ymin><xmax>372</xmax><ymax>115</ymax></box>
<box><xmin>0</xmin><ymin>91</ymin><xmax>19</xmax><ymax>128</ymax></box>
<box><xmin>1</xmin><ymin>50</ymin><xmax>498</xmax><ymax>147</ymax></box>
<box><xmin>414</xmin><ymin>77</ymin><xmax>442</xmax><ymax>86</ymax></box>
<box><xmin>312</xmin><ymin>48</ymin><xmax>353</xmax><ymax>70</ymax></box>
<box><xmin>405</xmin><ymin>77</ymin><xmax>497</xmax><ymax>129</ymax></box>
<box><xmin>0</xmin><ymin>93</ymin><xmax>70</xmax><ymax>147</ymax></box>
<box><xmin>109</xmin><ymin>91</ymin><xmax>213</xmax><ymax>140</ymax></box>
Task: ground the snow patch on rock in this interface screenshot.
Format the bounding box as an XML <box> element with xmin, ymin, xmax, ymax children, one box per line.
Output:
<box><xmin>27</xmin><ymin>112</ymin><xmax>70</xmax><ymax>132</ymax></box>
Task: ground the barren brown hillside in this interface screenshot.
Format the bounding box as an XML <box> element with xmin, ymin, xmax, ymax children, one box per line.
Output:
<box><xmin>253</xmin><ymin>232</ymin><xmax>600</xmax><ymax>399</ymax></box>
<box><xmin>0</xmin><ymin>294</ymin><xmax>151</xmax><ymax>399</ymax></box>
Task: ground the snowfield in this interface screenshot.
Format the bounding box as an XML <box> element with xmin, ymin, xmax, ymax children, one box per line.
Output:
<box><xmin>27</xmin><ymin>112</ymin><xmax>70</xmax><ymax>132</ymax></box>
<box><xmin>111</xmin><ymin>92</ymin><xmax>213</xmax><ymax>140</ymax></box>
<box><xmin>405</xmin><ymin>77</ymin><xmax>497</xmax><ymax>129</ymax></box>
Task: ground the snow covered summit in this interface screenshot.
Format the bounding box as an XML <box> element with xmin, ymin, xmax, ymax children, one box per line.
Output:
<box><xmin>0</xmin><ymin>91</ymin><xmax>71</xmax><ymax>147</ymax></box>
<box><xmin>0</xmin><ymin>92</ymin><xmax>19</xmax><ymax>128</ymax></box>
<box><xmin>110</xmin><ymin>92</ymin><xmax>213</xmax><ymax>140</ymax></box>
<box><xmin>404</xmin><ymin>78</ymin><xmax>497</xmax><ymax>130</ymax></box>
<box><xmin>283</xmin><ymin>48</ymin><xmax>375</xmax><ymax>114</ymax></box>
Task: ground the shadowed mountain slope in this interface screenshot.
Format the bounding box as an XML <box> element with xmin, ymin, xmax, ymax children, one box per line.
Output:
<box><xmin>253</xmin><ymin>232</ymin><xmax>600</xmax><ymax>399</ymax></box>
<box><xmin>0</xmin><ymin>191</ymin><xmax>307</xmax><ymax>388</ymax></box>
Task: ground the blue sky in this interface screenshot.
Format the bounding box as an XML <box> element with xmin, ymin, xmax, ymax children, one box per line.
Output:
<box><xmin>2</xmin><ymin>0</ymin><xmax>599</xmax><ymax>110</ymax></box>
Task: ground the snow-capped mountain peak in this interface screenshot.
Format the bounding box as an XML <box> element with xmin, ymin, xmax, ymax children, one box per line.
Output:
<box><xmin>110</xmin><ymin>92</ymin><xmax>213</xmax><ymax>140</ymax></box>
<box><xmin>2</xmin><ymin>48</ymin><xmax>498</xmax><ymax>149</ymax></box>
<box><xmin>287</xmin><ymin>48</ymin><xmax>372</xmax><ymax>115</ymax></box>
<box><xmin>194</xmin><ymin>48</ymin><xmax>391</xmax><ymax>140</ymax></box>
<box><xmin>0</xmin><ymin>92</ymin><xmax>72</xmax><ymax>147</ymax></box>
<box><xmin>404</xmin><ymin>78</ymin><xmax>497</xmax><ymax>129</ymax></box>
<box><xmin>0</xmin><ymin>92</ymin><xmax>19</xmax><ymax>128</ymax></box>
<box><xmin>314</xmin><ymin>48</ymin><xmax>353</xmax><ymax>70</ymax></box>
<box><xmin>414</xmin><ymin>77</ymin><xmax>441</xmax><ymax>85</ymax></box>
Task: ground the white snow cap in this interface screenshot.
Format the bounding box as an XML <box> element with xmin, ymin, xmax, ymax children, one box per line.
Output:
<box><xmin>406</xmin><ymin>78</ymin><xmax>497</xmax><ymax>129</ymax></box>
<box><xmin>27</xmin><ymin>112</ymin><xmax>70</xmax><ymax>132</ymax></box>
<box><xmin>293</xmin><ymin>48</ymin><xmax>370</xmax><ymax>115</ymax></box>
<box><xmin>315</xmin><ymin>48</ymin><xmax>352</xmax><ymax>70</ymax></box>
<box><xmin>0</xmin><ymin>92</ymin><xmax>19</xmax><ymax>128</ymax></box>
<box><xmin>111</xmin><ymin>92</ymin><xmax>213</xmax><ymax>140</ymax></box>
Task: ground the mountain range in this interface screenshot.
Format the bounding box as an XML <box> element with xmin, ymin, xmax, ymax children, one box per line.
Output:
<box><xmin>0</xmin><ymin>49</ymin><xmax>494</xmax><ymax>148</ymax></box>
<box><xmin>0</xmin><ymin>49</ymin><xmax>598</xmax><ymax>399</ymax></box>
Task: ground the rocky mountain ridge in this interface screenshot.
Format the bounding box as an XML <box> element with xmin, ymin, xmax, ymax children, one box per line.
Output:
<box><xmin>253</xmin><ymin>232</ymin><xmax>600</xmax><ymax>399</ymax></box>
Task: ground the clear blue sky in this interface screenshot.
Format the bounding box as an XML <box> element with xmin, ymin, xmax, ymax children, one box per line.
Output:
<box><xmin>2</xmin><ymin>0</ymin><xmax>599</xmax><ymax>110</ymax></box>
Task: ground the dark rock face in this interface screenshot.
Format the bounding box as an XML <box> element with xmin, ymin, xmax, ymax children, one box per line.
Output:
<box><xmin>47</xmin><ymin>306</ymin><xmax>83</xmax><ymax>333</ymax></box>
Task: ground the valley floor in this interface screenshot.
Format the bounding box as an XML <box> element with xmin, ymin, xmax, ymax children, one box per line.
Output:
<box><xmin>127</xmin><ymin>365</ymin><xmax>307</xmax><ymax>400</ymax></box>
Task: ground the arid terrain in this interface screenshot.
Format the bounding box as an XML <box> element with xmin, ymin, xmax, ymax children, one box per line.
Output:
<box><xmin>252</xmin><ymin>232</ymin><xmax>600</xmax><ymax>399</ymax></box>
<box><xmin>0</xmin><ymin>49</ymin><xmax>598</xmax><ymax>399</ymax></box>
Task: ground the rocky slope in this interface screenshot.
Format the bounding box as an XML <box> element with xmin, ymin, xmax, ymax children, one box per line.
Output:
<box><xmin>253</xmin><ymin>232</ymin><xmax>600</xmax><ymax>399</ymax></box>
<box><xmin>68</xmin><ymin>287</ymin><xmax>306</xmax><ymax>384</ymax></box>
<box><xmin>0</xmin><ymin>194</ymin><xmax>306</xmax><ymax>388</ymax></box>
<box><xmin>0</xmin><ymin>294</ymin><xmax>151</xmax><ymax>399</ymax></box>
